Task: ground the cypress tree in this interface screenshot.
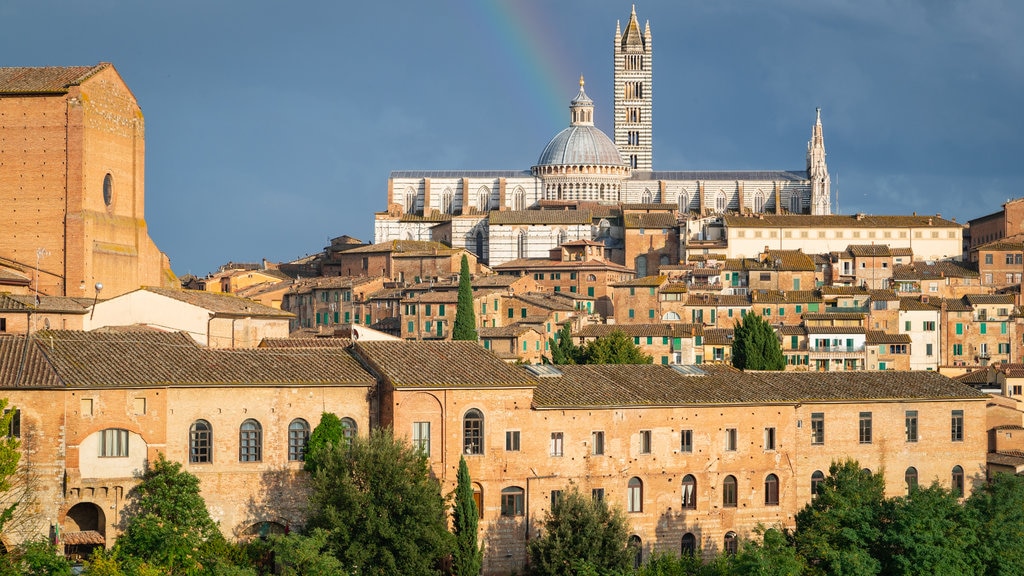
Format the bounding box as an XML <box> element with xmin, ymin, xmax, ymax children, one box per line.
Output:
<box><xmin>452</xmin><ymin>456</ymin><xmax>482</xmax><ymax>576</ymax></box>
<box><xmin>452</xmin><ymin>255</ymin><xmax>478</xmax><ymax>341</ymax></box>
<box><xmin>732</xmin><ymin>311</ymin><xmax>786</xmax><ymax>370</ymax></box>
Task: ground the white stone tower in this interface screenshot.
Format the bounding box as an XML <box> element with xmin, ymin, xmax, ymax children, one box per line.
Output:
<box><xmin>614</xmin><ymin>6</ymin><xmax>653</xmax><ymax>171</ymax></box>
<box><xmin>807</xmin><ymin>108</ymin><xmax>831</xmax><ymax>215</ymax></box>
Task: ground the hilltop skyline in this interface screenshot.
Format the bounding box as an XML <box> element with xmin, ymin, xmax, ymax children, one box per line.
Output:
<box><xmin>2</xmin><ymin>0</ymin><xmax>1022</xmax><ymax>275</ymax></box>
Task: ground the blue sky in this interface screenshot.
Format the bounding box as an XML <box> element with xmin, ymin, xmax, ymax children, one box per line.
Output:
<box><xmin>3</xmin><ymin>1</ymin><xmax>1023</xmax><ymax>276</ymax></box>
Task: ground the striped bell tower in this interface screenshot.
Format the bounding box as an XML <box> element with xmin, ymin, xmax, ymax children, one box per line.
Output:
<box><xmin>614</xmin><ymin>5</ymin><xmax>653</xmax><ymax>171</ymax></box>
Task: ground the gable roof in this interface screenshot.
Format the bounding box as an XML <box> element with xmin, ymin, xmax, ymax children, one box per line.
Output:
<box><xmin>353</xmin><ymin>341</ymin><xmax>538</xmax><ymax>388</ymax></box>
<box><xmin>136</xmin><ymin>287</ymin><xmax>293</xmax><ymax>318</ymax></box>
<box><xmin>0</xmin><ymin>64</ymin><xmax>107</xmax><ymax>94</ymax></box>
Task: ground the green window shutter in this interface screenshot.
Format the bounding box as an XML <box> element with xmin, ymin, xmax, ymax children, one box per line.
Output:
<box><xmin>508</xmin><ymin>308</ymin><xmax>514</xmax><ymax>318</ymax></box>
<box><xmin>710</xmin><ymin>310</ymin><xmax>716</xmax><ymax>323</ymax></box>
<box><xmin>956</xmin><ymin>323</ymin><xmax>963</xmax><ymax>335</ymax></box>
<box><xmin>345</xmin><ymin>311</ymin><xmax>350</xmax><ymax>322</ymax></box>
<box><xmin>795</xmin><ymin>305</ymin><xmax>802</xmax><ymax>313</ymax></box>
<box><xmin>649</xmin><ymin>309</ymin><xmax>655</xmax><ymax>319</ymax></box>
<box><xmin>1002</xmin><ymin>322</ymin><xmax>1008</xmax><ymax>334</ymax></box>
<box><xmin>587</xmin><ymin>287</ymin><xmax>594</xmax><ymax>296</ymax></box>
<box><xmin>791</xmin><ymin>336</ymin><xmax>798</xmax><ymax>348</ymax></box>
<box><xmin>696</xmin><ymin>355</ymin><xmax>703</xmax><ymax>364</ymax></box>
<box><xmin>673</xmin><ymin>337</ymin><xmax>681</xmax><ymax>348</ymax></box>
<box><xmin>439</xmin><ymin>304</ymin><xmax>445</xmax><ymax>316</ymax></box>
<box><xmin>661</xmin><ymin>356</ymin><xmax>668</xmax><ymax>365</ymax></box>
<box><xmin>521</xmin><ymin>308</ymin><xmax>527</xmax><ymax>318</ymax></box>
<box><xmin>629</xmin><ymin>309</ymin><xmax>635</xmax><ymax>318</ymax></box>
<box><xmin>425</xmin><ymin>304</ymin><xmax>431</xmax><ymax>315</ymax></box>
<box><xmin>484</xmin><ymin>340</ymin><xmax>490</xmax><ymax>349</ymax></box>
<box><xmin>407</xmin><ymin>321</ymin><xmax>414</xmax><ymax>333</ymax></box>
<box><xmin>334</xmin><ymin>312</ymin><xmax>339</xmax><ymax>323</ymax></box>
<box><xmin>662</xmin><ymin>337</ymin><xmax>668</xmax><ymax>344</ymax></box>
<box><xmin>630</xmin><ymin>288</ymin><xmax>635</xmax><ymax>296</ymax></box>
<box><xmin>646</xmin><ymin>337</ymin><xmax>653</xmax><ymax>345</ymax></box>
<box><xmin>366</xmin><ymin>314</ymin><xmax>371</xmax><ymax>325</ymax></box>
<box><xmin>905</xmin><ymin>321</ymin><xmax>911</xmax><ymax>331</ymax></box>
<box><xmin>809</xmin><ymin>303</ymin><xmax>819</xmax><ymax>312</ymax></box>
<box><xmin>778</xmin><ymin>307</ymin><xmax>784</xmax><ymax>316</ymax></box>
<box><xmin>650</xmin><ymin>287</ymin><xmax>655</xmax><ymax>295</ymax></box>
<box><xmin>980</xmin><ymin>324</ymin><xmax>987</xmax><ymax>335</ymax></box>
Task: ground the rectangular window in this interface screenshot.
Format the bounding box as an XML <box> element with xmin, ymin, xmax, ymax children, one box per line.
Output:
<box><xmin>506</xmin><ymin>430</ymin><xmax>521</xmax><ymax>451</ymax></box>
<box><xmin>521</xmin><ymin>308</ymin><xmax>527</xmax><ymax>318</ymax></box>
<box><xmin>501</xmin><ymin>490</ymin><xmax>525</xmax><ymax>516</ymax></box>
<box><xmin>550</xmin><ymin>432</ymin><xmax>564</xmax><ymax>456</ymax></box>
<box><xmin>81</xmin><ymin>398</ymin><xmax>94</xmax><ymax>417</ymax></box>
<box><xmin>926</xmin><ymin>343</ymin><xmax>933</xmax><ymax>356</ymax></box>
<box><xmin>680</xmin><ymin>429</ymin><xmax>693</xmax><ymax>453</ymax></box>
<box><xmin>905</xmin><ymin>410</ymin><xmax>918</xmax><ymax>442</ymax></box>
<box><xmin>592</xmin><ymin>488</ymin><xmax>605</xmax><ymax>501</ymax></box>
<box><xmin>133</xmin><ymin>397</ymin><xmax>146</xmax><ymax>415</ymax></box>
<box><xmin>953</xmin><ymin>344</ymin><xmax>963</xmax><ymax>356</ymax></box>
<box><xmin>725</xmin><ymin>428</ymin><xmax>737</xmax><ymax>451</ymax></box>
<box><xmin>951</xmin><ymin>410</ymin><xmax>964</xmax><ymax>442</ymax></box>
<box><xmin>507</xmin><ymin>308</ymin><xmax>514</xmax><ymax>318</ymax></box>
<box><xmin>413</xmin><ymin>422</ymin><xmax>431</xmax><ymax>455</ymax></box>
<box><xmin>859</xmin><ymin>412</ymin><xmax>873</xmax><ymax>444</ymax></box>
<box><xmin>550</xmin><ymin>490</ymin><xmax>563</xmax><ymax>509</ymax></box>
<box><xmin>4</xmin><ymin>409</ymin><xmax>19</xmax><ymax>439</ymax></box>
<box><xmin>956</xmin><ymin>323</ymin><xmax>963</xmax><ymax>335</ymax></box>
<box><xmin>639</xmin><ymin>430</ymin><xmax>652</xmax><ymax>454</ymax></box>
<box><xmin>905</xmin><ymin>321</ymin><xmax>911</xmax><ymax>331</ymax></box>
<box><xmin>924</xmin><ymin>321</ymin><xmax>936</xmax><ymax>331</ymax></box>
<box><xmin>592</xmin><ymin>431</ymin><xmax>605</xmax><ymax>455</ymax></box>
<box><xmin>811</xmin><ymin>412</ymin><xmax>825</xmax><ymax>445</ymax></box>
<box><xmin>764</xmin><ymin>427</ymin><xmax>776</xmax><ymax>450</ymax></box>
<box><xmin>629</xmin><ymin>309</ymin><xmax>635</xmax><ymax>319</ymax></box>
<box><xmin>100</xmin><ymin>428</ymin><xmax>129</xmax><ymax>458</ymax></box>
<box><xmin>980</xmin><ymin>324</ymin><xmax>987</xmax><ymax>335</ymax></box>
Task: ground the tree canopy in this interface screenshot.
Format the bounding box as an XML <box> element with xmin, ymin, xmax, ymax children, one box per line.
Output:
<box><xmin>527</xmin><ymin>487</ymin><xmax>634</xmax><ymax>576</ymax></box>
<box><xmin>549</xmin><ymin>326</ymin><xmax>652</xmax><ymax>365</ymax></box>
<box><xmin>0</xmin><ymin>400</ymin><xmax>21</xmax><ymax>533</ymax></box>
<box><xmin>452</xmin><ymin>255</ymin><xmax>478</xmax><ymax>341</ymax></box>
<box><xmin>304</xmin><ymin>412</ymin><xmax>345</xmax><ymax>474</ymax></box>
<box><xmin>732</xmin><ymin>311</ymin><xmax>786</xmax><ymax>370</ymax></box>
<box><xmin>304</xmin><ymin>427</ymin><xmax>452</xmax><ymax>576</ymax></box>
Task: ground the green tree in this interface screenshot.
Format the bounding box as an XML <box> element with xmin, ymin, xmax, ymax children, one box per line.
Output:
<box><xmin>527</xmin><ymin>487</ymin><xmax>633</xmax><ymax>576</ymax></box>
<box><xmin>268</xmin><ymin>529</ymin><xmax>347</xmax><ymax>576</ymax></box>
<box><xmin>451</xmin><ymin>457</ymin><xmax>482</xmax><ymax>576</ymax></box>
<box><xmin>304</xmin><ymin>412</ymin><xmax>345</xmax><ymax>474</ymax></box>
<box><xmin>793</xmin><ymin>460</ymin><xmax>885</xmax><ymax>576</ymax></box>
<box><xmin>966</xmin><ymin>472</ymin><xmax>1024</xmax><ymax>575</ymax></box>
<box><xmin>305</xmin><ymin>427</ymin><xmax>452</xmax><ymax>576</ymax></box>
<box><xmin>0</xmin><ymin>400</ymin><xmax>21</xmax><ymax>532</ymax></box>
<box><xmin>114</xmin><ymin>453</ymin><xmax>225</xmax><ymax>575</ymax></box>
<box><xmin>731</xmin><ymin>312</ymin><xmax>785</xmax><ymax>370</ymax></box>
<box><xmin>579</xmin><ymin>330</ymin><xmax>652</xmax><ymax>364</ymax></box>
<box><xmin>878</xmin><ymin>482</ymin><xmax>978</xmax><ymax>576</ymax></box>
<box><xmin>452</xmin><ymin>255</ymin><xmax>478</xmax><ymax>341</ymax></box>
<box><xmin>547</xmin><ymin>322</ymin><xmax>582</xmax><ymax>365</ymax></box>
<box><xmin>731</xmin><ymin>526</ymin><xmax>805</xmax><ymax>576</ymax></box>
<box><xmin>0</xmin><ymin>539</ymin><xmax>73</xmax><ymax>576</ymax></box>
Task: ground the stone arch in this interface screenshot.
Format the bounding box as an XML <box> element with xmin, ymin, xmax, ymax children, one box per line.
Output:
<box><xmin>241</xmin><ymin>520</ymin><xmax>288</xmax><ymax>541</ymax></box>
<box><xmin>63</xmin><ymin>502</ymin><xmax>106</xmax><ymax>561</ymax></box>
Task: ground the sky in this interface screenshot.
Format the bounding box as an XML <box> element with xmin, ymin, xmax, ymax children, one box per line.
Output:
<box><xmin>3</xmin><ymin>1</ymin><xmax>1023</xmax><ymax>276</ymax></box>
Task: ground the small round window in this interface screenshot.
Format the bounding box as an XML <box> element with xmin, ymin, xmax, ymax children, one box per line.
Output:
<box><xmin>103</xmin><ymin>173</ymin><xmax>113</xmax><ymax>207</ymax></box>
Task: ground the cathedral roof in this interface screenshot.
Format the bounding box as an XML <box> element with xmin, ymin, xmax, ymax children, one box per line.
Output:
<box><xmin>536</xmin><ymin>125</ymin><xmax>623</xmax><ymax>167</ymax></box>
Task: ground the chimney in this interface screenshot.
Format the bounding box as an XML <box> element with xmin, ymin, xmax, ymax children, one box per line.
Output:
<box><xmin>856</xmin><ymin>213</ymin><xmax>865</xmax><ymax>221</ymax></box>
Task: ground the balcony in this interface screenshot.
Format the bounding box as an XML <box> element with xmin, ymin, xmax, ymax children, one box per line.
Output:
<box><xmin>808</xmin><ymin>345</ymin><xmax>865</xmax><ymax>360</ymax></box>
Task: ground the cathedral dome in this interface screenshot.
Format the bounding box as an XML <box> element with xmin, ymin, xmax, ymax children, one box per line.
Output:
<box><xmin>536</xmin><ymin>76</ymin><xmax>624</xmax><ymax>168</ymax></box>
<box><xmin>537</xmin><ymin>125</ymin><xmax>623</xmax><ymax>167</ymax></box>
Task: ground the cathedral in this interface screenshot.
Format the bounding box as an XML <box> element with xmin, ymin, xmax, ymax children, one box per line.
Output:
<box><xmin>374</xmin><ymin>7</ymin><xmax>831</xmax><ymax>268</ymax></box>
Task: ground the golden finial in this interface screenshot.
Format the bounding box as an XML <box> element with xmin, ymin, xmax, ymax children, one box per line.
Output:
<box><xmin>579</xmin><ymin>74</ymin><xmax>585</xmax><ymax>88</ymax></box>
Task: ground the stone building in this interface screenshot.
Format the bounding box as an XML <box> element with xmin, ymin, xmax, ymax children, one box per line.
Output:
<box><xmin>0</xmin><ymin>64</ymin><xmax>173</xmax><ymax>298</ymax></box>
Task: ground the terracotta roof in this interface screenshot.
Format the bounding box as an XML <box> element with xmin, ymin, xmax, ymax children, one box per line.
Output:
<box><xmin>399</xmin><ymin>211</ymin><xmax>452</xmax><ymax>223</ymax></box>
<box><xmin>574</xmin><ymin>323</ymin><xmax>702</xmax><ymax>339</ymax></box>
<box><xmin>621</xmin><ymin>203</ymin><xmax>677</xmax><ymax>211</ymax></box>
<box><xmin>404</xmin><ymin>292</ymin><xmax>458</xmax><ymax>304</ymax></box>
<box><xmin>865</xmin><ymin>331</ymin><xmax>912</xmax><ymax>344</ymax></box>
<box><xmin>286</xmin><ymin>275</ymin><xmax>383</xmax><ymax>294</ymax></box>
<box><xmin>4</xmin><ymin>331</ymin><xmax>374</xmax><ymax>389</ymax></box>
<box><xmin>724</xmin><ymin>214</ymin><xmax>962</xmax><ymax>229</ymax></box>
<box><xmin>612</xmin><ymin>275</ymin><xmax>666</xmax><ymax>288</ymax></box>
<box><xmin>512</xmin><ymin>292</ymin><xmax>577</xmax><ymax>311</ymax></box>
<box><xmin>660</xmin><ymin>283</ymin><xmax>689</xmax><ymax>294</ymax></box>
<box><xmin>0</xmin><ymin>335</ymin><xmax>60</xmax><ymax>388</ymax></box>
<box><xmin>531</xmin><ymin>364</ymin><xmax>983</xmax><ymax>408</ymax></box>
<box><xmin>898</xmin><ymin>297</ymin><xmax>939</xmax><ymax>311</ymax></box>
<box><xmin>803</xmin><ymin>312</ymin><xmax>865</xmax><ymax>321</ymax></box>
<box><xmin>0</xmin><ymin>267</ymin><xmax>29</xmax><ymax>284</ymax></box>
<box><xmin>987</xmin><ymin>452</ymin><xmax>1024</xmax><ymax>468</ymax></box>
<box><xmin>259</xmin><ymin>338</ymin><xmax>352</xmax><ymax>348</ymax></box>
<box><xmin>353</xmin><ymin>341</ymin><xmax>538</xmax><ymax>388</ymax></box>
<box><xmin>806</xmin><ymin>326</ymin><xmax>866</xmax><ymax>334</ymax></box>
<box><xmin>964</xmin><ymin>294</ymin><xmax>1015</xmax><ymax>305</ymax></box>
<box><xmin>341</xmin><ymin>240</ymin><xmax>455</xmax><ymax>255</ymax></box>
<box><xmin>62</xmin><ymin>530</ymin><xmax>105</xmax><ymax>546</ymax></box>
<box><xmin>763</xmin><ymin>250</ymin><xmax>816</xmax><ymax>271</ymax></box>
<box><xmin>976</xmin><ymin>240</ymin><xmax>1024</xmax><ymax>252</ymax></box>
<box><xmin>820</xmin><ymin>286</ymin><xmax>872</xmax><ymax>296</ymax></box>
<box><xmin>867</xmin><ymin>289</ymin><xmax>899</xmax><ymax>301</ymax></box>
<box><xmin>891</xmin><ymin>261</ymin><xmax>978</xmax><ymax>280</ymax></box>
<box><xmin>778</xmin><ymin>325</ymin><xmax>807</xmax><ymax>335</ymax></box>
<box><xmin>891</xmin><ymin>247</ymin><xmax>914</xmax><ymax>256</ymax></box>
<box><xmin>139</xmin><ymin>287</ymin><xmax>293</xmax><ymax>318</ymax></box>
<box><xmin>0</xmin><ymin>294</ymin><xmax>89</xmax><ymax>314</ymax></box>
<box><xmin>488</xmin><ymin>210</ymin><xmax>592</xmax><ymax>225</ymax></box>
<box><xmin>493</xmin><ymin>257</ymin><xmax>632</xmax><ymax>273</ymax></box>
<box><xmin>953</xmin><ymin>367</ymin><xmax>996</xmax><ymax>385</ymax></box>
<box><xmin>939</xmin><ymin>298</ymin><xmax>973</xmax><ymax>312</ymax></box>
<box><xmin>684</xmin><ymin>293</ymin><xmax>751</xmax><ymax>307</ymax></box>
<box><xmin>0</xmin><ymin>64</ymin><xmax>105</xmax><ymax>94</ymax></box>
<box><xmin>702</xmin><ymin>328</ymin><xmax>734</xmax><ymax>345</ymax></box>
<box><xmin>751</xmin><ymin>290</ymin><xmax>823</xmax><ymax>304</ymax></box>
<box><xmin>624</xmin><ymin>213</ymin><xmax>677</xmax><ymax>229</ymax></box>
<box><xmin>479</xmin><ymin>325</ymin><xmax>543</xmax><ymax>338</ymax></box>
<box><xmin>847</xmin><ymin>245</ymin><xmax>892</xmax><ymax>257</ymax></box>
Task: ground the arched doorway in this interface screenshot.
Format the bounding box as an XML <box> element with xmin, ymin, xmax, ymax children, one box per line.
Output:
<box><xmin>62</xmin><ymin>502</ymin><xmax>106</xmax><ymax>562</ymax></box>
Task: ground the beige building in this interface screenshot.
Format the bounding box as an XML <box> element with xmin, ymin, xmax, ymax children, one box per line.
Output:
<box><xmin>0</xmin><ymin>64</ymin><xmax>174</xmax><ymax>298</ymax></box>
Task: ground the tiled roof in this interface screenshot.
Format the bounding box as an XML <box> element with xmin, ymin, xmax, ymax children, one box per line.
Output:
<box><xmin>0</xmin><ymin>267</ymin><xmax>29</xmax><ymax>284</ymax></box>
<box><xmin>976</xmin><ymin>240</ymin><xmax>1024</xmax><ymax>252</ymax></box>
<box><xmin>803</xmin><ymin>312</ymin><xmax>865</xmax><ymax>320</ymax></box>
<box><xmin>479</xmin><ymin>325</ymin><xmax>543</xmax><ymax>338</ymax></box>
<box><xmin>641</xmin><ymin>170</ymin><xmax>809</xmax><ymax>182</ymax></box>
<box><xmin>574</xmin><ymin>323</ymin><xmax>702</xmax><ymax>339</ymax></box>
<box><xmin>341</xmin><ymin>240</ymin><xmax>455</xmax><ymax>255</ymax></box>
<box><xmin>624</xmin><ymin>213</ymin><xmax>677</xmax><ymax>229</ymax></box>
<box><xmin>259</xmin><ymin>338</ymin><xmax>352</xmax><ymax>348</ymax></box>
<box><xmin>778</xmin><ymin>325</ymin><xmax>807</xmax><ymax>335</ymax></box>
<box><xmin>287</xmin><ymin>275</ymin><xmax>382</xmax><ymax>294</ymax></box>
<box><xmin>0</xmin><ymin>335</ymin><xmax>60</xmax><ymax>388</ymax></box>
<box><xmin>867</xmin><ymin>289</ymin><xmax>899</xmax><ymax>301</ymax></box>
<box><xmin>512</xmin><ymin>292</ymin><xmax>577</xmax><ymax>311</ymax></box>
<box><xmin>820</xmin><ymin>286</ymin><xmax>872</xmax><ymax>296</ymax></box>
<box><xmin>399</xmin><ymin>211</ymin><xmax>452</xmax><ymax>223</ymax></box>
<box><xmin>488</xmin><ymin>210</ymin><xmax>592</xmax><ymax>225</ymax></box>
<box><xmin>493</xmin><ymin>257</ymin><xmax>632</xmax><ymax>273</ymax></box>
<box><xmin>751</xmin><ymin>290</ymin><xmax>822</xmax><ymax>304</ymax></box>
<box><xmin>847</xmin><ymin>245</ymin><xmax>892</xmax><ymax>257</ymax></box>
<box><xmin>404</xmin><ymin>291</ymin><xmax>458</xmax><ymax>304</ymax></box>
<box><xmin>987</xmin><ymin>452</ymin><xmax>1024</xmax><ymax>468</ymax></box>
<box><xmin>891</xmin><ymin>247</ymin><xmax>914</xmax><ymax>256</ymax></box>
<box><xmin>763</xmin><ymin>250</ymin><xmax>816</xmax><ymax>271</ymax></box>
<box><xmin>964</xmin><ymin>294</ymin><xmax>1015</xmax><ymax>305</ymax></box>
<box><xmin>0</xmin><ymin>294</ymin><xmax>89</xmax><ymax>314</ymax></box>
<box><xmin>0</xmin><ymin>64</ymin><xmax>105</xmax><ymax>94</ymax></box>
<box><xmin>953</xmin><ymin>367</ymin><xmax>996</xmax><ymax>385</ymax></box>
<box><xmin>612</xmin><ymin>275</ymin><xmax>666</xmax><ymax>287</ymax></box>
<box><xmin>939</xmin><ymin>298</ymin><xmax>974</xmax><ymax>312</ymax></box>
<box><xmin>806</xmin><ymin>326</ymin><xmax>866</xmax><ymax>334</ymax></box>
<box><xmin>660</xmin><ymin>283</ymin><xmax>689</xmax><ymax>294</ymax></box>
<box><xmin>353</xmin><ymin>341</ymin><xmax>538</xmax><ymax>388</ymax></box>
<box><xmin>891</xmin><ymin>261</ymin><xmax>978</xmax><ymax>280</ymax></box>
<box><xmin>621</xmin><ymin>203</ymin><xmax>677</xmax><ymax>211</ymax></box>
<box><xmin>724</xmin><ymin>214</ymin><xmax>961</xmax><ymax>229</ymax></box>
<box><xmin>4</xmin><ymin>331</ymin><xmax>374</xmax><ymax>389</ymax></box>
<box><xmin>898</xmin><ymin>297</ymin><xmax>939</xmax><ymax>311</ymax></box>
<box><xmin>702</xmin><ymin>328</ymin><xmax>734</xmax><ymax>345</ymax></box>
<box><xmin>865</xmin><ymin>331</ymin><xmax>912</xmax><ymax>344</ymax></box>
<box><xmin>140</xmin><ymin>287</ymin><xmax>293</xmax><ymax>318</ymax></box>
<box><xmin>684</xmin><ymin>293</ymin><xmax>751</xmax><ymax>307</ymax></box>
<box><xmin>531</xmin><ymin>364</ymin><xmax>983</xmax><ymax>408</ymax></box>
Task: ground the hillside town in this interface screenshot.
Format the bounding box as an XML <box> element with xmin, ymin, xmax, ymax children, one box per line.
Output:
<box><xmin>3</xmin><ymin>7</ymin><xmax>1024</xmax><ymax>576</ymax></box>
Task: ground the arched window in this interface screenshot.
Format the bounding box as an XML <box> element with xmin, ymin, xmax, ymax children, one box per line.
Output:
<box><xmin>862</xmin><ymin>468</ymin><xmax>873</xmax><ymax>477</ymax></box>
<box><xmin>635</xmin><ymin>255</ymin><xmax>648</xmax><ymax>278</ymax></box>
<box><xmin>517</xmin><ymin>231</ymin><xmax>528</xmax><ymax>259</ymax></box>
<box><xmin>764</xmin><ymin>473</ymin><xmax>779</xmax><ymax>505</ymax></box>
<box><xmin>478</xmin><ymin>186</ymin><xmax>490</xmax><ymax>211</ymax></box>
<box><xmin>441</xmin><ymin>189</ymin><xmax>454</xmax><ymax>214</ymax></box>
<box><xmin>99</xmin><ymin>428</ymin><xmax>129</xmax><ymax>457</ymax></box>
<box><xmin>678</xmin><ymin>192</ymin><xmax>689</xmax><ymax>213</ymax></box>
<box><xmin>722</xmin><ymin>475</ymin><xmax>737</xmax><ymax>508</ymax></box>
<box><xmin>811</xmin><ymin>470</ymin><xmax>825</xmax><ymax>496</ymax></box>
<box><xmin>190</xmin><ymin>420</ymin><xmax>212</xmax><ymax>463</ymax></box>
<box><xmin>500</xmin><ymin>486</ymin><xmax>524</xmax><ymax>516</ymax></box>
<box><xmin>513</xmin><ymin>187</ymin><xmax>525</xmax><ymax>210</ymax></box>
<box><xmin>405</xmin><ymin>187</ymin><xmax>417</xmax><ymax>214</ymax></box>
<box><xmin>905</xmin><ymin>467</ymin><xmax>918</xmax><ymax>493</ymax></box>
<box><xmin>587</xmin><ymin>274</ymin><xmax>597</xmax><ymax>281</ymax></box>
<box><xmin>473</xmin><ymin>483</ymin><xmax>484</xmax><ymax>519</ymax></box>
<box><xmin>641</xmin><ymin>189</ymin><xmax>653</xmax><ymax>204</ymax></box>
<box><xmin>662</xmin><ymin>311</ymin><xmax>681</xmax><ymax>321</ymax></box>
<box><xmin>681</xmin><ymin>474</ymin><xmax>697</xmax><ymax>509</ymax></box>
<box><xmin>239</xmin><ymin>419</ymin><xmax>262</xmax><ymax>462</ymax></box>
<box><xmin>557</xmin><ymin>229</ymin><xmax>568</xmax><ymax>246</ymax></box>
<box><xmin>629</xmin><ymin>535</ymin><xmax>643</xmax><ymax>568</ymax></box>
<box><xmin>789</xmin><ymin>193</ymin><xmax>800</xmax><ymax>214</ymax></box>
<box><xmin>754</xmin><ymin>191</ymin><xmax>765</xmax><ymax>213</ymax></box>
<box><xmin>715</xmin><ymin>191</ymin><xmax>727</xmax><ymax>213</ymax></box>
<box><xmin>464</xmin><ymin>409</ymin><xmax>484</xmax><ymax>455</ymax></box>
<box><xmin>951</xmin><ymin>465</ymin><xmax>964</xmax><ymax>497</ymax></box>
<box><xmin>340</xmin><ymin>417</ymin><xmax>357</xmax><ymax>445</ymax></box>
<box><xmin>660</xmin><ymin>254</ymin><xmax>670</xmax><ymax>266</ymax></box>
<box><xmin>288</xmin><ymin>419</ymin><xmax>310</xmax><ymax>462</ymax></box>
<box><xmin>627</xmin><ymin>477</ymin><xmax>643</xmax><ymax>512</ymax></box>
<box><xmin>475</xmin><ymin>231</ymin><xmax>485</xmax><ymax>259</ymax></box>
<box><xmin>598</xmin><ymin>219</ymin><xmax>611</xmax><ymax>238</ymax></box>
<box><xmin>681</xmin><ymin>533</ymin><xmax>697</xmax><ymax>556</ymax></box>
<box><xmin>724</xmin><ymin>532</ymin><xmax>738</xmax><ymax>555</ymax></box>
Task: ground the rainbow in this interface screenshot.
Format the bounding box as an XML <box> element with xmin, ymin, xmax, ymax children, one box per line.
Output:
<box><xmin>467</xmin><ymin>1</ymin><xmax>580</xmax><ymax>130</ymax></box>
